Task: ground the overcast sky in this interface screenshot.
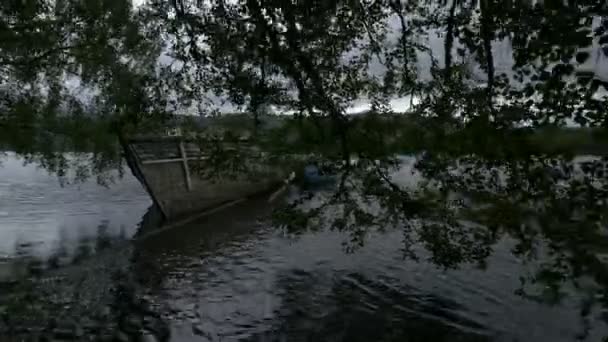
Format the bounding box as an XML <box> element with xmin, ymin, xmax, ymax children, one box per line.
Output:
<box><xmin>77</xmin><ymin>2</ymin><xmax>608</xmax><ymax>118</ymax></box>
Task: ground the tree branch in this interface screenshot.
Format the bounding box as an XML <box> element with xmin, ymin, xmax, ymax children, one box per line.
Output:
<box><xmin>444</xmin><ymin>0</ymin><xmax>458</xmax><ymax>75</ymax></box>
<box><xmin>479</xmin><ymin>0</ymin><xmax>495</xmax><ymax>115</ymax></box>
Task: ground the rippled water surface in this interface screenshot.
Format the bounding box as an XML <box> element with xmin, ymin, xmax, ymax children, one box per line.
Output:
<box><xmin>135</xmin><ymin>198</ymin><xmax>607</xmax><ymax>342</ymax></box>
<box><xmin>0</xmin><ymin>153</ymin><xmax>151</xmax><ymax>274</ymax></box>
<box><xmin>1</xmin><ymin>153</ymin><xmax>607</xmax><ymax>341</ymax></box>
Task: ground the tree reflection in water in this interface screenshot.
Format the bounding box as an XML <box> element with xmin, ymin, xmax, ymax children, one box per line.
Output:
<box><xmin>0</xmin><ymin>205</ymin><xmax>163</xmax><ymax>340</ymax></box>
<box><xmin>245</xmin><ymin>270</ymin><xmax>490</xmax><ymax>342</ymax></box>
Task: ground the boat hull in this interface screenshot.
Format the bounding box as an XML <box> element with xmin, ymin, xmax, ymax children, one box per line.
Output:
<box><xmin>126</xmin><ymin>137</ymin><xmax>285</xmax><ymax>221</ymax></box>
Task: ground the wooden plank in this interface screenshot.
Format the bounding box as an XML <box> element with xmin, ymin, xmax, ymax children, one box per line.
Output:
<box><xmin>126</xmin><ymin>143</ymin><xmax>169</xmax><ymax>218</ymax></box>
<box><xmin>134</xmin><ymin>198</ymin><xmax>247</xmax><ymax>241</ymax></box>
<box><xmin>179</xmin><ymin>141</ymin><xmax>193</xmax><ymax>191</ymax></box>
<box><xmin>141</xmin><ymin>157</ymin><xmax>201</xmax><ymax>165</ymax></box>
<box><xmin>129</xmin><ymin>136</ymin><xmax>252</xmax><ymax>144</ymax></box>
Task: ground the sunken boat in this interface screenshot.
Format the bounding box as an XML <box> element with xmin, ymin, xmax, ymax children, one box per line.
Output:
<box><xmin>124</xmin><ymin>114</ymin><xmax>290</xmax><ymax>221</ymax></box>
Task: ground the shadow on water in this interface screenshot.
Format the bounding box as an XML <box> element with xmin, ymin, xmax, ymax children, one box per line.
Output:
<box><xmin>244</xmin><ymin>270</ymin><xmax>489</xmax><ymax>342</ymax></box>
<box><xmin>121</xmin><ymin>188</ymin><xmax>608</xmax><ymax>342</ymax></box>
<box><xmin>135</xmin><ymin>197</ymin><xmax>276</xmax><ymax>253</ymax></box>
<box><xmin>131</xmin><ymin>197</ymin><xmax>278</xmax><ymax>287</ymax></box>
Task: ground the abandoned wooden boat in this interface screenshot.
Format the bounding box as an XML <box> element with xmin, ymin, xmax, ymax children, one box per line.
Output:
<box><xmin>125</xmin><ymin>136</ymin><xmax>287</xmax><ymax>221</ymax></box>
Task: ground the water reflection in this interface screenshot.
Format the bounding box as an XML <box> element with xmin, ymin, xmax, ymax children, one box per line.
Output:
<box><xmin>0</xmin><ymin>184</ymin><xmax>606</xmax><ymax>341</ymax></box>
<box><xmin>2</xmin><ymin>153</ymin><xmax>608</xmax><ymax>341</ymax></box>
<box><xmin>244</xmin><ymin>270</ymin><xmax>490</xmax><ymax>342</ymax></box>
<box><xmin>0</xmin><ymin>186</ymin><xmax>163</xmax><ymax>341</ymax></box>
<box><xmin>132</xmin><ymin>197</ymin><xmax>608</xmax><ymax>342</ymax></box>
<box><xmin>0</xmin><ymin>152</ymin><xmax>151</xmax><ymax>282</ymax></box>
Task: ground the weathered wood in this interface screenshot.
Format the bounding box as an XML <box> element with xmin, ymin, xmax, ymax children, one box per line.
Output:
<box><xmin>125</xmin><ymin>142</ymin><xmax>169</xmax><ymax>217</ymax></box>
<box><xmin>179</xmin><ymin>141</ymin><xmax>193</xmax><ymax>191</ymax></box>
<box><xmin>129</xmin><ymin>136</ymin><xmax>252</xmax><ymax>144</ymax></box>
<box><xmin>126</xmin><ymin>136</ymin><xmax>286</xmax><ymax>220</ymax></box>
<box><xmin>140</xmin><ymin>157</ymin><xmax>208</xmax><ymax>165</ymax></box>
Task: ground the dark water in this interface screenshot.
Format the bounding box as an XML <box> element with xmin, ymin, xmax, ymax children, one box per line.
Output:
<box><xmin>137</xmin><ymin>200</ymin><xmax>607</xmax><ymax>342</ymax></box>
<box><xmin>1</xmin><ymin>153</ymin><xmax>607</xmax><ymax>341</ymax></box>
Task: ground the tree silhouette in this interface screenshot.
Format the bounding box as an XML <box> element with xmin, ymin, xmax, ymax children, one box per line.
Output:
<box><xmin>1</xmin><ymin>0</ymin><xmax>608</xmax><ymax>337</ymax></box>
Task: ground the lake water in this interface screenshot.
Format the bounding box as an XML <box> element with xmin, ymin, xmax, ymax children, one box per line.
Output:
<box><xmin>1</xmin><ymin>153</ymin><xmax>607</xmax><ymax>341</ymax></box>
<box><xmin>0</xmin><ymin>153</ymin><xmax>151</xmax><ymax>267</ymax></box>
